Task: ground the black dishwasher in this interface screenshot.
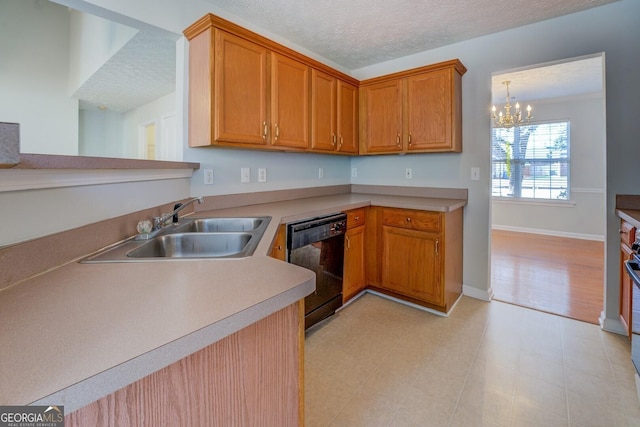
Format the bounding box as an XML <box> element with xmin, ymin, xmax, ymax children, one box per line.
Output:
<box><xmin>287</xmin><ymin>213</ymin><xmax>346</xmax><ymax>329</ymax></box>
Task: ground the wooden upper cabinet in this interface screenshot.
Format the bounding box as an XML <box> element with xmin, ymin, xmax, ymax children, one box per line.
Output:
<box><xmin>311</xmin><ymin>69</ymin><xmax>337</xmax><ymax>151</ymax></box>
<box><xmin>336</xmin><ymin>80</ymin><xmax>358</xmax><ymax>154</ymax></box>
<box><xmin>271</xmin><ymin>53</ymin><xmax>310</xmax><ymax>149</ymax></box>
<box><xmin>214</xmin><ymin>30</ymin><xmax>269</xmax><ymax>145</ymax></box>
<box><xmin>360</xmin><ymin>79</ymin><xmax>403</xmax><ymax>153</ymax></box>
<box><xmin>311</xmin><ymin>71</ymin><xmax>358</xmax><ymax>154</ymax></box>
<box><xmin>359</xmin><ymin>59</ymin><xmax>466</xmax><ymax>155</ymax></box>
<box><xmin>406</xmin><ymin>69</ymin><xmax>452</xmax><ymax>151</ymax></box>
<box><xmin>184</xmin><ymin>15</ymin><xmax>464</xmax><ymax>156</ymax></box>
<box><xmin>184</xmin><ymin>14</ymin><xmax>358</xmax><ymax>154</ymax></box>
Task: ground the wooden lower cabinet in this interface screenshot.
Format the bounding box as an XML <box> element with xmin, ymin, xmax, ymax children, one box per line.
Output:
<box><xmin>270</xmin><ymin>224</ymin><xmax>287</xmax><ymax>261</ymax></box>
<box><xmin>65</xmin><ymin>302</ymin><xmax>304</xmax><ymax>426</ymax></box>
<box><xmin>381</xmin><ymin>226</ymin><xmax>441</xmax><ymax>305</ymax></box>
<box><xmin>344</xmin><ymin>226</ymin><xmax>366</xmax><ymax>303</ymax></box>
<box><xmin>370</xmin><ymin>207</ymin><xmax>463</xmax><ymax>313</ymax></box>
<box><xmin>343</xmin><ymin>208</ymin><xmax>367</xmax><ymax>303</ymax></box>
<box><xmin>620</xmin><ymin>219</ymin><xmax>636</xmax><ymax>338</ymax></box>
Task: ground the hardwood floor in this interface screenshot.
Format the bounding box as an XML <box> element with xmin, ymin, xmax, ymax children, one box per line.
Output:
<box><xmin>491</xmin><ymin>229</ymin><xmax>605</xmax><ymax>324</ymax></box>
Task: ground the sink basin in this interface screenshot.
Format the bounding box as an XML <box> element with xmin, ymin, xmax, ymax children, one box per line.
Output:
<box><xmin>177</xmin><ymin>217</ymin><xmax>265</xmax><ymax>233</ymax></box>
<box><xmin>80</xmin><ymin>216</ymin><xmax>271</xmax><ymax>262</ymax></box>
<box><xmin>128</xmin><ymin>233</ymin><xmax>252</xmax><ymax>258</ymax></box>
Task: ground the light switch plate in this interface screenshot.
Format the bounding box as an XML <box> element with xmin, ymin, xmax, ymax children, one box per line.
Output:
<box><xmin>241</xmin><ymin>167</ymin><xmax>250</xmax><ymax>183</ymax></box>
<box><xmin>203</xmin><ymin>169</ymin><xmax>214</xmax><ymax>185</ymax></box>
<box><xmin>351</xmin><ymin>168</ymin><xmax>357</xmax><ymax>178</ymax></box>
<box><xmin>405</xmin><ymin>168</ymin><xmax>412</xmax><ymax>179</ymax></box>
<box><xmin>258</xmin><ymin>168</ymin><xmax>267</xmax><ymax>183</ymax></box>
<box><xmin>471</xmin><ymin>167</ymin><xmax>480</xmax><ymax>181</ymax></box>
<box><xmin>318</xmin><ymin>167</ymin><xmax>324</xmax><ymax>179</ymax></box>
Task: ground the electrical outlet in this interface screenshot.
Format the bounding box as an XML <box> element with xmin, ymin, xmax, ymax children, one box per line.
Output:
<box><xmin>471</xmin><ymin>167</ymin><xmax>480</xmax><ymax>181</ymax></box>
<box><xmin>258</xmin><ymin>168</ymin><xmax>267</xmax><ymax>183</ymax></box>
<box><xmin>405</xmin><ymin>168</ymin><xmax>413</xmax><ymax>179</ymax></box>
<box><xmin>241</xmin><ymin>167</ymin><xmax>250</xmax><ymax>183</ymax></box>
<box><xmin>318</xmin><ymin>167</ymin><xmax>324</xmax><ymax>179</ymax></box>
<box><xmin>351</xmin><ymin>167</ymin><xmax>357</xmax><ymax>178</ymax></box>
<box><xmin>203</xmin><ymin>168</ymin><xmax>214</xmax><ymax>185</ymax></box>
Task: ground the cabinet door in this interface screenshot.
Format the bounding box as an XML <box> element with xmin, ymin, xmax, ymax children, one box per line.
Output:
<box><xmin>381</xmin><ymin>226</ymin><xmax>442</xmax><ymax>305</ymax></box>
<box><xmin>271</xmin><ymin>53</ymin><xmax>310</xmax><ymax>149</ymax></box>
<box><xmin>337</xmin><ymin>80</ymin><xmax>358</xmax><ymax>154</ymax></box>
<box><xmin>310</xmin><ymin>69</ymin><xmax>337</xmax><ymax>151</ymax></box>
<box><xmin>270</xmin><ymin>225</ymin><xmax>287</xmax><ymax>261</ymax></box>
<box><xmin>406</xmin><ymin>69</ymin><xmax>451</xmax><ymax>151</ymax></box>
<box><xmin>214</xmin><ymin>30</ymin><xmax>268</xmax><ymax>144</ymax></box>
<box><xmin>621</xmin><ymin>243</ymin><xmax>634</xmax><ymax>338</ymax></box>
<box><xmin>360</xmin><ymin>79</ymin><xmax>403</xmax><ymax>153</ymax></box>
<box><xmin>344</xmin><ymin>225</ymin><xmax>366</xmax><ymax>302</ymax></box>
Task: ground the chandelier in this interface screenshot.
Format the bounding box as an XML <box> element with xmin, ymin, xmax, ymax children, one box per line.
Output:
<box><xmin>491</xmin><ymin>81</ymin><xmax>532</xmax><ymax>128</ymax></box>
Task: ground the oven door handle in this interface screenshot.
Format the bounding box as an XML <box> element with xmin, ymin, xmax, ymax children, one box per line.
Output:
<box><xmin>625</xmin><ymin>260</ymin><xmax>640</xmax><ymax>286</ymax></box>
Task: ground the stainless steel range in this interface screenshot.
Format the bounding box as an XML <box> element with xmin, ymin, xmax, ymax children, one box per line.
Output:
<box><xmin>287</xmin><ymin>213</ymin><xmax>346</xmax><ymax>329</ymax></box>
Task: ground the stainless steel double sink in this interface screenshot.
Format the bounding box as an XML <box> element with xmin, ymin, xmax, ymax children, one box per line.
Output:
<box><xmin>81</xmin><ymin>217</ymin><xmax>271</xmax><ymax>262</ymax></box>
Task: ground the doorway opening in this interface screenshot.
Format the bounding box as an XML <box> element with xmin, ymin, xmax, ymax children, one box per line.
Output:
<box><xmin>139</xmin><ymin>122</ymin><xmax>157</xmax><ymax>160</ymax></box>
<box><xmin>489</xmin><ymin>53</ymin><xmax>606</xmax><ymax>324</ymax></box>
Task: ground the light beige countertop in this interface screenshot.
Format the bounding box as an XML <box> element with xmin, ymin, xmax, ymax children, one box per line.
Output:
<box><xmin>617</xmin><ymin>209</ymin><xmax>640</xmax><ymax>229</ymax></box>
<box><xmin>0</xmin><ymin>191</ymin><xmax>466</xmax><ymax>412</ymax></box>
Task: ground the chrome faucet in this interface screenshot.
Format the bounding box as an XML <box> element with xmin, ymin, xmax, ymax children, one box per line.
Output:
<box><xmin>153</xmin><ymin>196</ymin><xmax>203</xmax><ymax>231</ymax></box>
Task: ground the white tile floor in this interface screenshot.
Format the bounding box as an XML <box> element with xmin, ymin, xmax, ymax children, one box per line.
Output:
<box><xmin>304</xmin><ymin>293</ymin><xmax>640</xmax><ymax>427</ymax></box>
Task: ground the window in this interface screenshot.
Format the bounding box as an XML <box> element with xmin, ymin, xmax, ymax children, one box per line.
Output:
<box><xmin>492</xmin><ymin>121</ymin><xmax>570</xmax><ymax>201</ymax></box>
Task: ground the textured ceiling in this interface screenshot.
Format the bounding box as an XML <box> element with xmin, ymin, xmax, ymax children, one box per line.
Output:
<box><xmin>74</xmin><ymin>0</ymin><xmax>615</xmax><ymax>113</ymax></box>
<box><xmin>204</xmin><ymin>0</ymin><xmax>618</xmax><ymax>70</ymax></box>
<box><xmin>491</xmin><ymin>56</ymin><xmax>604</xmax><ymax>105</ymax></box>
<box><xmin>75</xmin><ymin>31</ymin><xmax>176</xmax><ymax>113</ymax></box>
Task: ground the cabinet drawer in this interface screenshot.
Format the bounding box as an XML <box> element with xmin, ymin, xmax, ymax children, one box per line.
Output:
<box><xmin>620</xmin><ymin>220</ymin><xmax>636</xmax><ymax>246</ymax></box>
<box><xmin>346</xmin><ymin>208</ymin><xmax>366</xmax><ymax>229</ymax></box>
<box><xmin>382</xmin><ymin>208</ymin><xmax>441</xmax><ymax>232</ymax></box>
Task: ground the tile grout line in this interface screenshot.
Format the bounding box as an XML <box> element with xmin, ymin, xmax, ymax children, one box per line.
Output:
<box><xmin>560</xmin><ymin>322</ymin><xmax>573</xmax><ymax>427</ymax></box>
<box><xmin>446</xmin><ymin>307</ymin><xmax>494</xmax><ymax>427</ymax></box>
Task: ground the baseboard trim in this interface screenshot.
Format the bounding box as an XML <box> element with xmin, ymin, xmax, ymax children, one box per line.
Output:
<box><xmin>491</xmin><ymin>225</ymin><xmax>604</xmax><ymax>242</ymax></box>
<box><xmin>364</xmin><ymin>290</ymin><xmax>448</xmax><ymax>317</ymax></box>
<box><xmin>463</xmin><ymin>284</ymin><xmax>493</xmax><ymax>302</ymax></box>
<box><xmin>599</xmin><ymin>310</ymin><xmax>627</xmax><ymax>335</ymax></box>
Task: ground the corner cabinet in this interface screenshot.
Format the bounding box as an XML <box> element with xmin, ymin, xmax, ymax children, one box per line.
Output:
<box><xmin>310</xmin><ymin>71</ymin><xmax>359</xmax><ymax>154</ymax></box>
<box><xmin>370</xmin><ymin>207</ymin><xmax>463</xmax><ymax>313</ymax></box>
<box><xmin>359</xmin><ymin>59</ymin><xmax>466</xmax><ymax>155</ymax></box>
<box><xmin>184</xmin><ymin>14</ymin><xmax>358</xmax><ymax>154</ymax></box>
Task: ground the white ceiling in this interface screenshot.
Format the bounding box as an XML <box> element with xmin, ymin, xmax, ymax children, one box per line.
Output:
<box><xmin>73</xmin><ymin>0</ymin><xmax>615</xmax><ymax>112</ymax></box>
<box><xmin>491</xmin><ymin>55</ymin><xmax>604</xmax><ymax>105</ymax></box>
<box><xmin>204</xmin><ymin>0</ymin><xmax>617</xmax><ymax>70</ymax></box>
<box><xmin>76</xmin><ymin>31</ymin><xmax>176</xmax><ymax>113</ymax></box>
